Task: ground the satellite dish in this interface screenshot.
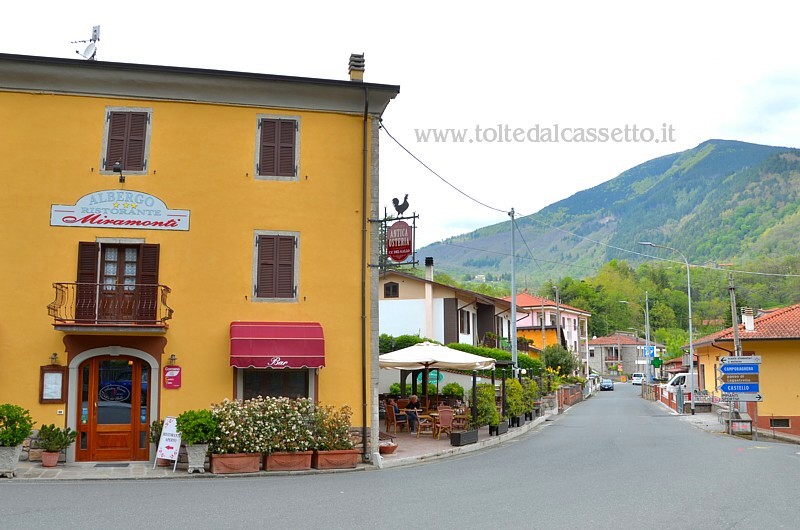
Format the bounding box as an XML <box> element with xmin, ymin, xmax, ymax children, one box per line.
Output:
<box><xmin>72</xmin><ymin>25</ymin><xmax>100</xmax><ymax>60</ymax></box>
<box><xmin>80</xmin><ymin>42</ymin><xmax>97</xmax><ymax>60</ymax></box>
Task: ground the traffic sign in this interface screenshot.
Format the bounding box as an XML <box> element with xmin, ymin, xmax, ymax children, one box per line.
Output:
<box><xmin>719</xmin><ymin>374</ymin><xmax>759</xmax><ymax>384</ymax></box>
<box><xmin>720</xmin><ymin>356</ymin><xmax>761</xmax><ymax>364</ymax></box>
<box><xmin>720</xmin><ymin>382</ymin><xmax>759</xmax><ymax>393</ymax></box>
<box><xmin>719</xmin><ymin>363</ymin><xmax>759</xmax><ymax>374</ymax></box>
<box><xmin>642</xmin><ymin>346</ymin><xmax>656</xmax><ymax>357</ymax></box>
<box><xmin>720</xmin><ymin>392</ymin><xmax>763</xmax><ymax>402</ymax></box>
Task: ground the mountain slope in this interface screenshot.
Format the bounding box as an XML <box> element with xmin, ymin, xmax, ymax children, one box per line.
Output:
<box><xmin>420</xmin><ymin>140</ymin><xmax>800</xmax><ymax>282</ymax></box>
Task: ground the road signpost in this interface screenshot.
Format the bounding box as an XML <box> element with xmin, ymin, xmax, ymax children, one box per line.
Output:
<box><xmin>720</xmin><ymin>356</ymin><xmax>761</xmax><ymax>364</ymax></box>
<box><xmin>721</xmin><ymin>392</ymin><xmax>763</xmax><ymax>402</ymax></box>
<box><xmin>720</xmin><ymin>355</ymin><xmax>762</xmax><ymax>441</ymax></box>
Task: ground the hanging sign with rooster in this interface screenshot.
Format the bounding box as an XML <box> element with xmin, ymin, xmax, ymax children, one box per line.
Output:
<box><xmin>387</xmin><ymin>220</ymin><xmax>412</xmax><ymax>262</ymax></box>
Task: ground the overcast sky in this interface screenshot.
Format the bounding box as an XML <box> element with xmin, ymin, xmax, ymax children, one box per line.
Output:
<box><xmin>4</xmin><ymin>1</ymin><xmax>799</xmax><ymax>247</ymax></box>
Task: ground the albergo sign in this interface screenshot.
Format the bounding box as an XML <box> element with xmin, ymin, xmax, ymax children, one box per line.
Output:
<box><xmin>387</xmin><ymin>220</ymin><xmax>412</xmax><ymax>262</ymax></box>
<box><xmin>51</xmin><ymin>190</ymin><xmax>190</xmax><ymax>231</ymax></box>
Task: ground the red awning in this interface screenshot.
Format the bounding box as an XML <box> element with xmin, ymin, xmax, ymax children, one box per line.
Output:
<box><xmin>230</xmin><ymin>322</ymin><xmax>325</xmax><ymax>369</ymax></box>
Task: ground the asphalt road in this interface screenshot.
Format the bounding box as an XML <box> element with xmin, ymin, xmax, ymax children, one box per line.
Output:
<box><xmin>3</xmin><ymin>383</ymin><xmax>799</xmax><ymax>529</ymax></box>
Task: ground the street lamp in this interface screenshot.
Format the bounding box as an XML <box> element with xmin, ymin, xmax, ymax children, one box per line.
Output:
<box><xmin>639</xmin><ymin>242</ymin><xmax>695</xmax><ymax>415</ymax></box>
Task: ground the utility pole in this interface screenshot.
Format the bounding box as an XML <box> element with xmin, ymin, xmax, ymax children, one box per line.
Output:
<box><xmin>644</xmin><ymin>291</ymin><xmax>651</xmax><ymax>383</ymax></box>
<box><xmin>510</xmin><ymin>208</ymin><xmax>517</xmax><ymax>372</ymax></box>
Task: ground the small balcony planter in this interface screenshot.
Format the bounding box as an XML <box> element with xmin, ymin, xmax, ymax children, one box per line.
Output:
<box><xmin>264</xmin><ymin>451</ymin><xmax>313</xmax><ymax>471</ymax></box>
<box><xmin>210</xmin><ymin>453</ymin><xmax>261</xmax><ymax>474</ymax></box>
<box><xmin>311</xmin><ymin>449</ymin><xmax>360</xmax><ymax>470</ymax></box>
<box><xmin>450</xmin><ymin>429</ymin><xmax>478</xmax><ymax>447</ymax></box>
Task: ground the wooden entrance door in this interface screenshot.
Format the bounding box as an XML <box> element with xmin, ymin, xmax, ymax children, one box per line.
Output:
<box><xmin>75</xmin><ymin>356</ymin><xmax>150</xmax><ymax>461</ymax></box>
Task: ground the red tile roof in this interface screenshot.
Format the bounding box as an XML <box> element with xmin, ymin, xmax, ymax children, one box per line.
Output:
<box><xmin>694</xmin><ymin>303</ymin><xmax>800</xmax><ymax>345</ymax></box>
<box><xmin>588</xmin><ymin>333</ymin><xmax>662</xmax><ymax>346</ymax></box>
<box><xmin>504</xmin><ymin>290</ymin><xmax>590</xmax><ymax>315</ymax></box>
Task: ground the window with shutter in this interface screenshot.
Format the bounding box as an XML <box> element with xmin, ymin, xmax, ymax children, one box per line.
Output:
<box><xmin>101</xmin><ymin>107</ymin><xmax>152</xmax><ymax>175</ymax></box>
<box><xmin>256</xmin><ymin>115</ymin><xmax>299</xmax><ymax>180</ymax></box>
<box><xmin>254</xmin><ymin>232</ymin><xmax>299</xmax><ymax>301</ymax></box>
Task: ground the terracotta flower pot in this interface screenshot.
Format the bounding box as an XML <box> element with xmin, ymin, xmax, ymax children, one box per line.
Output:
<box><xmin>378</xmin><ymin>444</ymin><xmax>398</xmax><ymax>455</ymax></box>
<box><xmin>263</xmin><ymin>451</ymin><xmax>312</xmax><ymax>471</ymax></box>
<box><xmin>41</xmin><ymin>451</ymin><xmax>60</xmax><ymax>467</ymax></box>
<box><xmin>311</xmin><ymin>449</ymin><xmax>360</xmax><ymax>469</ymax></box>
<box><xmin>210</xmin><ymin>453</ymin><xmax>261</xmax><ymax>474</ymax></box>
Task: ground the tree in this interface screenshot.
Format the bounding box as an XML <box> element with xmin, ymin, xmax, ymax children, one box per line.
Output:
<box><xmin>541</xmin><ymin>344</ymin><xmax>579</xmax><ymax>376</ymax></box>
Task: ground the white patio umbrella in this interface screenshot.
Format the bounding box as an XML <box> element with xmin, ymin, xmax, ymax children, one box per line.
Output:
<box><xmin>379</xmin><ymin>342</ymin><xmax>496</xmax><ymax>410</ymax></box>
<box><xmin>379</xmin><ymin>342</ymin><xmax>496</xmax><ymax>371</ymax></box>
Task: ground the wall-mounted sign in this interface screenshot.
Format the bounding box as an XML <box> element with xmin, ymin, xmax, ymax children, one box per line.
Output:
<box><xmin>163</xmin><ymin>365</ymin><xmax>182</xmax><ymax>389</ymax></box>
<box><xmin>51</xmin><ymin>190</ymin><xmax>190</xmax><ymax>231</ymax></box>
<box><xmin>387</xmin><ymin>220</ymin><xmax>412</xmax><ymax>262</ymax></box>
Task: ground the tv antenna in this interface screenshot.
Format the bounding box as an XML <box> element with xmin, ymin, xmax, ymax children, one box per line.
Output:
<box><xmin>72</xmin><ymin>25</ymin><xmax>100</xmax><ymax>60</ymax></box>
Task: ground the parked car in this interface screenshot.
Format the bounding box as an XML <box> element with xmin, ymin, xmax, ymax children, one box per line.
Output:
<box><xmin>631</xmin><ymin>373</ymin><xmax>645</xmax><ymax>385</ymax></box>
<box><xmin>600</xmin><ymin>379</ymin><xmax>614</xmax><ymax>391</ymax></box>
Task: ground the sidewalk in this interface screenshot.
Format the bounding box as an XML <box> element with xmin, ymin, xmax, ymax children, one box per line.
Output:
<box><xmin>6</xmin><ymin>407</ymin><xmax>559</xmax><ymax>481</ymax></box>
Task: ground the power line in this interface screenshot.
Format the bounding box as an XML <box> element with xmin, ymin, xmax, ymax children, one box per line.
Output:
<box><xmin>381</xmin><ymin>121</ymin><xmax>800</xmax><ymax>280</ymax></box>
<box><xmin>380</xmin><ymin>121</ymin><xmax>508</xmax><ymax>214</ymax></box>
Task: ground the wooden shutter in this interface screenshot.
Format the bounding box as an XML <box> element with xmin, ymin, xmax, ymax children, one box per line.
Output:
<box><xmin>137</xmin><ymin>244</ymin><xmax>160</xmax><ymax>322</ymax></box>
<box><xmin>259</xmin><ymin>119</ymin><xmax>295</xmax><ymax>177</ymax></box>
<box><xmin>277</xmin><ymin>120</ymin><xmax>296</xmax><ymax>177</ymax></box>
<box><xmin>105</xmin><ymin>112</ymin><xmax>147</xmax><ymax>171</ymax></box>
<box><xmin>76</xmin><ymin>242</ymin><xmax>99</xmax><ymax>322</ymax></box>
<box><xmin>257</xmin><ymin>235</ymin><xmax>295</xmax><ymax>298</ymax></box>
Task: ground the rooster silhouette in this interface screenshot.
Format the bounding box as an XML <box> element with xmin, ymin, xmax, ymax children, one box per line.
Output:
<box><xmin>392</xmin><ymin>194</ymin><xmax>409</xmax><ymax>216</ymax></box>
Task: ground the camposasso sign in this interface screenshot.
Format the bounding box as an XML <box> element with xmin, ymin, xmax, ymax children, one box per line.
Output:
<box><xmin>387</xmin><ymin>220</ymin><xmax>412</xmax><ymax>262</ymax></box>
<box><xmin>50</xmin><ymin>190</ymin><xmax>190</xmax><ymax>231</ymax></box>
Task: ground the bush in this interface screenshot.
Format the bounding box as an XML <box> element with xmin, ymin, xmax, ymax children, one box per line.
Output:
<box><xmin>521</xmin><ymin>378</ymin><xmax>540</xmax><ymax>412</ymax></box>
<box><xmin>312</xmin><ymin>404</ymin><xmax>354</xmax><ymax>451</ymax></box>
<box><xmin>505</xmin><ymin>379</ymin><xmax>525</xmax><ymax>417</ymax></box>
<box><xmin>441</xmin><ymin>382</ymin><xmax>465</xmax><ymax>399</ymax></box>
<box><xmin>475</xmin><ymin>384</ymin><xmax>500</xmax><ymax>427</ymax></box>
<box><xmin>542</xmin><ymin>345</ymin><xmax>579</xmax><ymax>376</ymax></box>
<box><xmin>37</xmin><ymin>424</ymin><xmax>77</xmax><ymax>452</ymax></box>
<box><xmin>0</xmin><ymin>403</ymin><xmax>34</xmax><ymax>447</ymax></box>
<box><xmin>176</xmin><ymin>409</ymin><xmax>217</xmax><ymax>445</ymax></box>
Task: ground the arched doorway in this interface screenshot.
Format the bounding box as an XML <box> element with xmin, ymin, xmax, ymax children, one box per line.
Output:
<box><xmin>74</xmin><ymin>355</ymin><xmax>151</xmax><ymax>461</ymax></box>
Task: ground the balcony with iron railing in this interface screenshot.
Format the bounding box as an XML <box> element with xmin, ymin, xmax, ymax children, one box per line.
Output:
<box><xmin>48</xmin><ymin>282</ymin><xmax>173</xmax><ymax>333</ymax></box>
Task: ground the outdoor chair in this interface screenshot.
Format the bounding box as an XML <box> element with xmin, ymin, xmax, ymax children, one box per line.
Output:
<box><xmin>385</xmin><ymin>402</ymin><xmax>408</xmax><ymax>434</ymax></box>
<box><xmin>416</xmin><ymin>414</ymin><xmax>435</xmax><ymax>438</ymax></box>
<box><xmin>434</xmin><ymin>408</ymin><xmax>454</xmax><ymax>439</ymax></box>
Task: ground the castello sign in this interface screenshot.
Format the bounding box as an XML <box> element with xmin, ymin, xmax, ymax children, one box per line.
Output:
<box><xmin>50</xmin><ymin>190</ymin><xmax>190</xmax><ymax>231</ymax></box>
<box><xmin>387</xmin><ymin>220</ymin><xmax>412</xmax><ymax>262</ymax></box>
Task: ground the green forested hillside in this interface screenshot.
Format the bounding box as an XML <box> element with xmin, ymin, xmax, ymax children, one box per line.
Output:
<box><xmin>422</xmin><ymin>140</ymin><xmax>800</xmax><ymax>288</ymax></box>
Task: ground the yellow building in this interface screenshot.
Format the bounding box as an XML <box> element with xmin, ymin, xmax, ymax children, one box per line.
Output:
<box><xmin>694</xmin><ymin>305</ymin><xmax>800</xmax><ymax>436</ymax></box>
<box><xmin>0</xmin><ymin>53</ymin><xmax>398</xmax><ymax>462</ymax></box>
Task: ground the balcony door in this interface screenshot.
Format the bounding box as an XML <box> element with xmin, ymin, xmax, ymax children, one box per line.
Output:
<box><xmin>76</xmin><ymin>242</ymin><xmax>160</xmax><ymax>324</ymax></box>
<box><xmin>75</xmin><ymin>356</ymin><xmax>150</xmax><ymax>461</ymax></box>
<box><xmin>100</xmin><ymin>245</ymin><xmax>138</xmax><ymax>322</ymax></box>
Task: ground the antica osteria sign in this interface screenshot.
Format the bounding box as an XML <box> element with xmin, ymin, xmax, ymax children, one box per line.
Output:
<box><xmin>51</xmin><ymin>190</ymin><xmax>190</xmax><ymax>231</ymax></box>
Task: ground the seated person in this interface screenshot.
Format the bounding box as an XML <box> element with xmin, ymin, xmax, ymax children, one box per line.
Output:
<box><xmin>386</xmin><ymin>399</ymin><xmax>407</xmax><ymax>421</ymax></box>
<box><xmin>405</xmin><ymin>395</ymin><xmax>423</xmax><ymax>432</ymax></box>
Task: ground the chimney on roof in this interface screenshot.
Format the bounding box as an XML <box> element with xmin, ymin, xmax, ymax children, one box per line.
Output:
<box><xmin>348</xmin><ymin>53</ymin><xmax>365</xmax><ymax>82</ymax></box>
<box><xmin>425</xmin><ymin>257</ymin><xmax>434</xmax><ymax>281</ymax></box>
<box><xmin>741</xmin><ymin>307</ymin><xmax>755</xmax><ymax>332</ymax></box>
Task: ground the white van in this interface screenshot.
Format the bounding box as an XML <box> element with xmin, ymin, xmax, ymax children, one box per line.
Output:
<box><xmin>631</xmin><ymin>373</ymin><xmax>645</xmax><ymax>385</ymax></box>
<box><xmin>665</xmin><ymin>372</ymin><xmax>699</xmax><ymax>397</ymax></box>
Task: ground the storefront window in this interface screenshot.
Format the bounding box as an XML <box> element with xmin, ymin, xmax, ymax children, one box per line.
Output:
<box><xmin>243</xmin><ymin>369</ymin><xmax>309</xmax><ymax>399</ymax></box>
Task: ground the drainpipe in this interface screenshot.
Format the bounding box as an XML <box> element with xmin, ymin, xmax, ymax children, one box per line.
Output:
<box><xmin>360</xmin><ymin>85</ymin><xmax>370</xmax><ymax>462</ymax></box>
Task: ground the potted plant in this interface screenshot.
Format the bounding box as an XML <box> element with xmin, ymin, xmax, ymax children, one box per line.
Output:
<box><xmin>0</xmin><ymin>403</ymin><xmax>34</xmax><ymax>478</ymax></box>
<box><xmin>261</xmin><ymin>397</ymin><xmax>314</xmax><ymax>471</ymax></box>
<box><xmin>441</xmin><ymin>382</ymin><xmax>465</xmax><ymax>406</ymax></box>
<box><xmin>176</xmin><ymin>409</ymin><xmax>217</xmax><ymax>474</ymax></box>
<box><xmin>208</xmin><ymin>398</ymin><xmax>261</xmax><ymax>474</ymax></box>
<box><xmin>311</xmin><ymin>403</ymin><xmax>359</xmax><ymax>469</ymax></box>
<box><xmin>37</xmin><ymin>424</ymin><xmax>77</xmax><ymax>467</ymax></box>
<box><xmin>521</xmin><ymin>378</ymin><xmax>540</xmax><ymax>420</ymax></box>
<box><xmin>475</xmin><ymin>383</ymin><xmax>505</xmax><ymax>436</ymax></box>
<box><xmin>505</xmin><ymin>378</ymin><xmax>526</xmax><ymax>427</ymax></box>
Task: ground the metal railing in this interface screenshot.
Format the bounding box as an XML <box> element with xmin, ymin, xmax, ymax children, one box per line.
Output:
<box><xmin>48</xmin><ymin>282</ymin><xmax>173</xmax><ymax>326</ymax></box>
